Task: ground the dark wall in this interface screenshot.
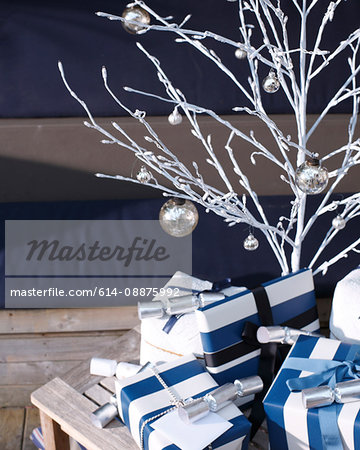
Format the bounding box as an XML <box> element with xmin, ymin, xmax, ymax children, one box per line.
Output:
<box><xmin>0</xmin><ymin>1</ymin><xmax>359</xmax><ymax>118</ymax></box>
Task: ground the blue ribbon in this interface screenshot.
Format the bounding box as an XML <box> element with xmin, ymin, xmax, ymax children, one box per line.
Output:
<box><xmin>162</xmin><ymin>313</ymin><xmax>184</xmax><ymax>333</ymax></box>
<box><xmin>284</xmin><ymin>353</ymin><xmax>360</xmax><ymax>449</ymax></box>
<box><xmin>162</xmin><ymin>278</ymin><xmax>233</xmax><ymax>334</ymax></box>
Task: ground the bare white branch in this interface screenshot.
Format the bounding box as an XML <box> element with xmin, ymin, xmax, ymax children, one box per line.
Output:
<box><xmin>59</xmin><ymin>0</ymin><xmax>359</xmax><ymax>277</ymax></box>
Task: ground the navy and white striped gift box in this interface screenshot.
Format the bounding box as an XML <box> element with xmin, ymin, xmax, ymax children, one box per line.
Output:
<box><xmin>264</xmin><ymin>335</ymin><xmax>360</xmax><ymax>449</ymax></box>
<box><xmin>195</xmin><ymin>269</ymin><xmax>320</xmax><ymax>394</ymax></box>
<box><xmin>115</xmin><ymin>354</ymin><xmax>251</xmax><ymax>450</ymax></box>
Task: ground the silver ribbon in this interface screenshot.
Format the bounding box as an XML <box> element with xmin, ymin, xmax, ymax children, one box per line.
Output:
<box><xmin>138</xmin><ymin>292</ymin><xmax>225</xmax><ymax>319</ymax></box>
<box><xmin>178</xmin><ymin>375</ymin><xmax>264</xmax><ymax>424</ymax></box>
<box><xmin>302</xmin><ymin>379</ymin><xmax>360</xmax><ymax>409</ymax></box>
<box><xmin>256</xmin><ymin>325</ymin><xmax>322</xmax><ymax>345</ymax></box>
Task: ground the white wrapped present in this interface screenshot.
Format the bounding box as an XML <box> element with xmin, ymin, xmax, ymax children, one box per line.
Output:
<box><xmin>330</xmin><ymin>267</ymin><xmax>360</xmax><ymax>343</ymax></box>
<box><xmin>139</xmin><ymin>271</ymin><xmax>245</xmax><ymax>365</ymax></box>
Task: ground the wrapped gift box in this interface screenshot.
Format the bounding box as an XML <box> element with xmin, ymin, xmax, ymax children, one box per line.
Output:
<box><xmin>116</xmin><ymin>354</ymin><xmax>251</xmax><ymax>450</ymax></box>
<box><xmin>195</xmin><ymin>269</ymin><xmax>320</xmax><ymax>393</ymax></box>
<box><xmin>330</xmin><ymin>266</ymin><xmax>360</xmax><ymax>343</ymax></box>
<box><xmin>140</xmin><ymin>271</ymin><xmax>212</xmax><ymax>364</ymax></box>
<box><xmin>264</xmin><ymin>335</ymin><xmax>360</xmax><ymax>449</ymax></box>
<box><xmin>140</xmin><ymin>271</ymin><xmax>245</xmax><ymax>365</ymax></box>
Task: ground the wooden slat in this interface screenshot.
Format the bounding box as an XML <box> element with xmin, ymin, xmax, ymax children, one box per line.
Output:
<box><xmin>0</xmin><ymin>385</ymin><xmax>39</xmax><ymax>407</ymax></box>
<box><xmin>40</xmin><ymin>409</ymin><xmax>70</xmax><ymax>450</ymax></box>
<box><xmin>84</xmin><ymin>384</ymin><xmax>113</xmax><ymax>406</ymax></box>
<box><xmin>23</xmin><ymin>406</ymin><xmax>40</xmax><ymax>450</ymax></box>
<box><xmin>0</xmin><ymin>361</ymin><xmax>79</xmax><ymax>385</ymax></box>
<box><xmin>0</xmin><ymin>333</ymin><xmax>125</xmax><ymax>363</ymax></box>
<box><xmin>31</xmin><ymin>378</ymin><xmax>137</xmax><ymax>450</ymax></box>
<box><xmin>0</xmin><ymin>115</ymin><xmax>357</xmax><ymax>203</ymax></box>
<box><xmin>0</xmin><ymin>307</ymin><xmax>139</xmax><ymax>334</ymax></box>
<box><xmin>99</xmin><ymin>377</ymin><xmax>116</xmax><ymax>394</ymax></box>
<box><xmin>62</xmin><ymin>328</ymin><xmax>140</xmax><ymax>393</ymax></box>
<box><xmin>0</xmin><ymin>408</ymin><xmax>25</xmax><ymax>450</ymax></box>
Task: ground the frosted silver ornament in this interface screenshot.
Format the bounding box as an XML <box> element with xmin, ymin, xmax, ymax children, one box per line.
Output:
<box><xmin>295</xmin><ymin>158</ymin><xmax>329</xmax><ymax>195</ymax></box>
<box><xmin>168</xmin><ymin>109</ymin><xmax>183</xmax><ymax>125</ymax></box>
<box><xmin>243</xmin><ymin>233</ymin><xmax>259</xmax><ymax>251</ymax></box>
<box><xmin>136</xmin><ymin>165</ymin><xmax>151</xmax><ymax>184</ymax></box>
<box><xmin>121</xmin><ymin>5</ymin><xmax>150</xmax><ymax>34</ymax></box>
<box><xmin>159</xmin><ymin>198</ymin><xmax>199</xmax><ymax>237</ymax></box>
<box><xmin>235</xmin><ymin>48</ymin><xmax>247</xmax><ymax>60</ymax></box>
<box><xmin>332</xmin><ymin>215</ymin><xmax>346</xmax><ymax>230</ymax></box>
<box><xmin>262</xmin><ymin>70</ymin><xmax>280</xmax><ymax>93</ymax></box>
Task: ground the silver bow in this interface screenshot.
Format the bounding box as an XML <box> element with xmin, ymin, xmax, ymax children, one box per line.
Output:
<box><xmin>302</xmin><ymin>379</ymin><xmax>360</xmax><ymax>409</ymax></box>
<box><xmin>257</xmin><ymin>325</ymin><xmax>322</xmax><ymax>345</ymax></box>
<box><xmin>138</xmin><ymin>291</ymin><xmax>225</xmax><ymax>319</ymax></box>
<box><xmin>178</xmin><ymin>375</ymin><xmax>264</xmax><ymax>423</ymax></box>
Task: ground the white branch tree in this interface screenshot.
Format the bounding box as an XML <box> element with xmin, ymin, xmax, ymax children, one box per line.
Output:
<box><xmin>58</xmin><ymin>0</ymin><xmax>360</xmax><ymax>276</ymax></box>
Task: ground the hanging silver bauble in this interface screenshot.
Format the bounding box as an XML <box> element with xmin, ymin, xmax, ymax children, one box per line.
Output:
<box><xmin>136</xmin><ymin>166</ymin><xmax>151</xmax><ymax>184</ymax></box>
<box><xmin>168</xmin><ymin>109</ymin><xmax>183</xmax><ymax>126</ymax></box>
<box><xmin>262</xmin><ymin>70</ymin><xmax>280</xmax><ymax>93</ymax></box>
<box><xmin>295</xmin><ymin>158</ymin><xmax>329</xmax><ymax>195</ymax></box>
<box><xmin>235</xmin><ymin>48</ymin><xmax>247</xmax><ymax>60</ymax></box>
<box><xmin>332</xmin><ymin>215</ymin><xmax>346</xmax><ymax>230</ymax></box>
<box><xmin>121</xmin><ymin>5</ymin><xmax>150</xmax><ymax>34</ymax></box>
<box><xmin>159</xmin><ymin>198</ymin><xmax>199</xmax><ymax>237</ymax></box>
<box><xmin>243</xmin><ymin>233</ymin><xmax>259</xmax><ymax>251</ymax></box>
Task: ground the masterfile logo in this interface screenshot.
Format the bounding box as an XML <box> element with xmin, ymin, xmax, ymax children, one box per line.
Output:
<box><xmin>5</xmin><ymin>220</ymin><xmax>192</xmax><ymax>308</ymax></box>
<box><xmin>25</xmin><ymin>237</ymin><xmax>169</xmax><ymax>267</ymax></box>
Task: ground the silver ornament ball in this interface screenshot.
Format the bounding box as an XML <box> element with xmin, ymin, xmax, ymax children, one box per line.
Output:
<box><xmin>122</xmin><ymin>5</ymin><xmax>150</xmax><ymax>34</ymax></box>
<box><xmin>243</xmin><ymin>233</ymin><xmax>259</xmax><ymax>251</ymax></box>
<box><xmin>168</xmin><ymin>110</ymin><xmax>183</xmax><ymax>126</ymax></box>
<box><xmin>332</xmin><ymin>215</ymin><xmax>346</xmax><ymax>230</ymax></box>
<box><xmin>262</xmin><ymin>71</ymin><xmax>280</xmax><ymax>93</ymax></box>
<box><xmin>295</xmin><ymin>159</ymin><xmax>329</xmax><ymax>195</ymax></box>
<box><xmin>159</xmin><ymin>198</ymin><xmax>199</xmax><ymax>237</ymax></box>
<box><xmin>136</xmin><ymin>166</ymin><xmax>151</xmax><ymax>184</ymax></box>
<box><xmin>235</xmin><ymin>48</ymin><xmax>247</xmax><ymax>60</ymax></box>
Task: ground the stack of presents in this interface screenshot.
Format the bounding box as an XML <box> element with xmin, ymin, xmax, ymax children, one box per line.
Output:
<box><xmin>33</xmin><ymin>266</ymin><xmax>360</xmax><ymax>449</ymax></box>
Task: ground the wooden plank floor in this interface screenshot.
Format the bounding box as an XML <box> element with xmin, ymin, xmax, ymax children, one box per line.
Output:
<box><xmin>0</xmin><ymin>406</ymin><xmax>38</xmax><ymax>450</ymax></box>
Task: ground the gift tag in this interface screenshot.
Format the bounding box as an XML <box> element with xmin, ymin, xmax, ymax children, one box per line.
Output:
<box><xmin>151</xmin><ymin>408</ymin><xmax>232</xmax><ymax>450</ymax></box>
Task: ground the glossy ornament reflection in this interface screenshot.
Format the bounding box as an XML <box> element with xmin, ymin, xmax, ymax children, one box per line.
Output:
<box><xmin>168</xmin><ymin>109</ymin><xmax>183</xmax><ymax>125</ymax></box>
<box><xmin>262</xmin><ymin>70</ymin><xmax>280</xmax><ymax>93</ymax></box>
<box><xmin>136</xmin><ymin>166</ymin><xmax>151</xmax><ymax>184</ymax></box>
<box><xmin>243</xmin><ymin>233</ymin><xmax>259</xmax><ymax>251</ymax></box>
<box><xmin>235</xmin><ymin>48</ymin><xmax>247</xmax><ymax>60</ymax></box>
<box><xmin>122</xmin><ymin>5</ymin><xmax>150</xmax><ymax>34</ymax></box>
<box><xmin>332</xmin><ymin>215</ymin><xmax>346</xmax><ymax>230</ymax></box>
<box><xmin>295</xmin><ymin>158</ymin><xmax>329</xmax><ymax>195</ymax></box>
<box><xmin>159</xmin><ymin>198</ymin><xmax>199</xmax><ymax>237</ymax></box>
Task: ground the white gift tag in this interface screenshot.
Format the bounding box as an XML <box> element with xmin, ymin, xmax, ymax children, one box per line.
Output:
<box><xmin>151</xmin><ymin>408</ymin><xmax>232</xmax><ymax>450</ymax></box>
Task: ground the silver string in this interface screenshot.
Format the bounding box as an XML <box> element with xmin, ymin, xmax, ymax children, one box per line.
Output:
<box><xmin>139</xmin><ymin>366</ymin><xmax>212</xmax><ymax>450</ymax></box>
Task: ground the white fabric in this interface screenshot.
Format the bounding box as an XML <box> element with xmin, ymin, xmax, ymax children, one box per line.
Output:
<box><xmin>330</xmin><ymin>267</ymin><xmax>360</xmax><ymax>344</ymax></box>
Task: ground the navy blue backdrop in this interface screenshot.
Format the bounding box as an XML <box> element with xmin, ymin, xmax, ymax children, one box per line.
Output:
<box><xmin>0</xmin><ymin>0</ymin><xmax>359</xmax><ymax>118</ymax></box>
<box><xmin>1</xmin><ymin>196</ymin><xmax>359</xmax><ymax>308</ymax></box>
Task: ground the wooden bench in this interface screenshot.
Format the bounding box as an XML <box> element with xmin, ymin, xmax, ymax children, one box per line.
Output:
<box><xmin>31</xmin><ymin>328</ymin><xmax>141</xmax><ymax>450</ymax></box>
